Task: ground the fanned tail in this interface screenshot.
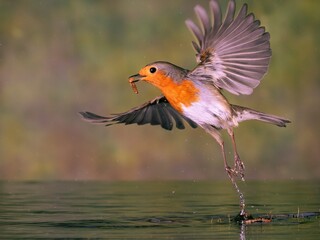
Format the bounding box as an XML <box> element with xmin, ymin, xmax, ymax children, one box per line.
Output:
<box><xmin>232</xmin><ymin>105</ymin><xmax>291</xmax><ymax>127</ymax></box>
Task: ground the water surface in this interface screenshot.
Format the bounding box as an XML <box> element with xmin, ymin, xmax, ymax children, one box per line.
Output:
<box><xmin>0</xmin><ymin>181</ymin><xmax>319</xmax><ymax>239</ymax></box>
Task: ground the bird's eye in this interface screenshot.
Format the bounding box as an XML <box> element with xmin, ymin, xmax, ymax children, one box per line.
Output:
<box><xmin>149</xmin><ymin>67</ymin><xmax>157</xmax><ymax>73</ymax></box>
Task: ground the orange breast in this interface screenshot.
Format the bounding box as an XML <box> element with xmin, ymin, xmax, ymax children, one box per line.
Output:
<box><xmin>142</xmin><ymin>70</ymin><xmax>199</xmax><ymax>112</ymax></box>
<box><xmin>162</xmin><ymin>79</ymin><xmax>199</xmax><ymax>113</ymax></box>
<box><xmin>156</xmin><ymin>77</ymin><xmax>199</xmax><ymax>113</ymax></box>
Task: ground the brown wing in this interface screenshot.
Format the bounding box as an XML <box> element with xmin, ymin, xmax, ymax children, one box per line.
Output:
<box><xmin>186</xmin><ymin>0</ymin><xmax>271</xmax><ymax>95</ymax></box>
<box><xmin>80</xmin><ymin>96</ymin><xmax>197</xmax><ymax>131</ymax></box>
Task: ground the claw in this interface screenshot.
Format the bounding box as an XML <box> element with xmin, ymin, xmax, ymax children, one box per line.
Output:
<box><xmin>225</xmin><ymin>166</ymin><xmax>237</xmax><ymax>178</ymax></box>
<box><xmin>234</xmin><ymin>155</ymin><xmax>245</xmax><ymax>181</ymax></box>
<box><xmin>225</xmin><ymin>163</ymin><xmax>245</xmax><ymax>181</ymax></box>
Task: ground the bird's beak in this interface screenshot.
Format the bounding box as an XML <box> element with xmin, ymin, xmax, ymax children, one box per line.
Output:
<box><xmin>128</xmin><ymin>73</ymin><xmax>144</xmax><ymax>83</ymax></box>
<box><xmin>128</xmin><ymin>74</ymin><xmax>145</xmax><ymax>94</ymax></box>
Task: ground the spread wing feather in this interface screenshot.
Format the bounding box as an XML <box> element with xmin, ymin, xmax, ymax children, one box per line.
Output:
<box><xmin>186</xmin><ymin>0</ymin><xmax>271</xmax><ymax>95</ymax></box>
<box><xmin>80</xmin><ymin>96</ymin><xmax>197</xmax><ymax>131</ymax></box>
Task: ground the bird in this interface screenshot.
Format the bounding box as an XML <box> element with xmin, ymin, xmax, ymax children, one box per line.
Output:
<box><xmin>80</xmin><ymin>0</ymin><xmax>290</xmax><ymax>217</ymax></box>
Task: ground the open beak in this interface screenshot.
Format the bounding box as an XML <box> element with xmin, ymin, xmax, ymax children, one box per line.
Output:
<box><xmin>128</xmin><ymin>74</ymin><xmax>145</xmax><ymax>94</ymax></box>
<box><xmin>128</xmin><ymin>73</ymin><xmax>144</xmax><ymax>83</ymax></box>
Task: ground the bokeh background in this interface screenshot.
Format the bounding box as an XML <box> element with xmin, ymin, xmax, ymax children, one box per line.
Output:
<box><xmin>0</xmin><ymin>0</ymin><xmax>319</xmax><ymax>180</ymax></box>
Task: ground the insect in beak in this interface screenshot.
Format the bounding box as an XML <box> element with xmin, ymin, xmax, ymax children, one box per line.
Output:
<box><xmin>128</xmin><ymin>74</ymin><xmax>145</xmax><ymax>94</ymax></box>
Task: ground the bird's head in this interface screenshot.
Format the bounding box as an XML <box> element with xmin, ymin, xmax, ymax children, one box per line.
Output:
<box><xmin>128</xmin><ymin>61</ymin><xmax>188</xmax><ymax>93</ymax></box>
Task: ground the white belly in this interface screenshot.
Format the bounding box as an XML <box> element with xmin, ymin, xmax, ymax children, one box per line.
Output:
<box><xmin>181</xmin><ymin>85</ymin><xmax>237</xmax><ymax>129</ymax></box>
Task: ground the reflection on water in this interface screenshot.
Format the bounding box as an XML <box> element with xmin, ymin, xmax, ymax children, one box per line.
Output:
<box><xmin>0</xmin><ymin>181</ymin><xmax>319</xmax><ymax>239</ymax></box>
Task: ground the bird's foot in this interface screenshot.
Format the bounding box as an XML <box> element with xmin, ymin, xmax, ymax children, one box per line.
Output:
<box><xmin>234</xmin><ymin>154</ymin><xmax>245</xmax><ymax>181</ymax></box>
<box><xmin>225</xmin><ymin>166</ymin><xmax>238</xmax><ymax>179</ymax></box>
<box><xmin>225</xmin><ymin>161</ymin><xmax>245</xmax><ymax>181</ymax></box>
<box><xmin>225</xmin><ymin>166</ymin><xmax>245</xmax><ymax>184</ymax></box>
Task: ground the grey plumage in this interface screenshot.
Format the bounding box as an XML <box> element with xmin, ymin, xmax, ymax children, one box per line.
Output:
<box><xmin>232</xmin><ymin>105</ymin><xmax>290</xmax><ymax>127</ymax></box>
<box><xmin>186</xmin><ymin>0</ymin><xmax>271</xmax><ymax>95</ymax></box>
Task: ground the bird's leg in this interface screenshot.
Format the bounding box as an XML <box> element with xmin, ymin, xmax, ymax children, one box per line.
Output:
<box><xmin>205</xmin><ymin>127</ymin><xmax>246</xmax><ymax>216</ymax></box>
<box><xmin>204</xmin><ymin>128</ymin><xmax>233</xmax><ymax>177</ymax></box>
<box><xmin>227</xmin><ymin>128</ymin><xmax>245</xmax><ymax>181</ymax></box>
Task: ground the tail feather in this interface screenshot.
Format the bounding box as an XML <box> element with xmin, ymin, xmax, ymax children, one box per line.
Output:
<box><xmin>79</xmin><ymin>111</ymin><xmax>112</xmax><ymax>124</ymax></box>
<box><xmin>232</xmin><ymin>105</ymin><xmax>291</xmax><ymax>127</ymax></box>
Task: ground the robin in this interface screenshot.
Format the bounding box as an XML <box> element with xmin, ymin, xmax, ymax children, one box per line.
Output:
<box><xmin>80</xmin><ymin>0</ymin><xmax>290</xmax><ymax>217</ymax></box>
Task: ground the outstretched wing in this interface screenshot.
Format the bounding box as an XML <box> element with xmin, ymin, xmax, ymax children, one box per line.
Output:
<box><xmin>186</xmin><ymin>0</ymin><xmax>271</xmax><ymax>95</ymax></box>
<box><xmin>80</xmin><ymin>96</ymin><xmax>197</xmax><ymax>131</ymax></box>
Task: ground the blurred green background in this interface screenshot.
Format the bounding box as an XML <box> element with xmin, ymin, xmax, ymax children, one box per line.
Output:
<box><xmin>0</xmin><ymin>0</ymin><xmax>319</xmax><ymax>180</ymax></box>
